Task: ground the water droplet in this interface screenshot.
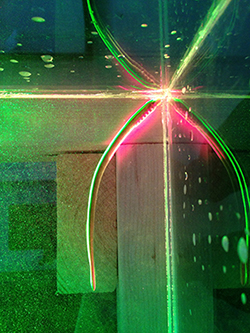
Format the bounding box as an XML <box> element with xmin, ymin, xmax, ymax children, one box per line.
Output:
<box><xmin>184</xmin><ymin>172</ymin><xmax>188</xmax><ymax>180</ymax></box>
<box><xmin>17</xmin><ymin>43</ymin><xmax>22</xmax><ymax>47</ymax></box>
<box><xmin>237</xmin><ymin>237</ymin><xmax>248</xmax><ymax>264</ymax></box>
<box><xmin>0</xmin><ymin>68</ymin><xmax>4</xmax><ymax>71</ymax></box>
<box><xmin>105</xmin><ymin>65</ymin><xmax>112</xmax><ymax>69</ymax></box>
<box><xmin>192</xmin><ymin>233</ymin><xmax>196</xmax><ymax>246</ymax></box>
<box><xmin>183</xmin><ymin>184</ymin><xmax>187</xmax><ymax>195</ymax></box>
<box><xmin>187</xmin><ymin>155</ymin><xmax>191</xmax><ymax>160</ymax></box>
<box><xmin>141</xmin><ymin>23</ymin><xmax>148</xmax><ymax>28</ymax></box>
<box><xmin>198</xmin><ymin>177</ymin><xmax>202</xmax><ymax>183</ymax></box>
<box><xmin>165</xmin><ymin>44</ymin><xmax>170</xmax><ymax>48</ymax></box>
<box><xmin>191</xmin><ymin>204</ymin><xmax>195</xmax><ymax>211</ymax></box>
<box><xmin>176</xmin><ymin>37</ymin><xmax>182</xmax><ymax>41</ymax></box>
<box><xmin>31</xmin><ymin>17</ymin><xmax>45</xmax><ymax>23</ymax></box>
<box><xmin>194</xmin><ymin>256</ymin><xmax>196</xmax><ymax>262</ymax></box>
<box><xmin>171</xmin><ymin>30</ymin><xmax>177</xmax><ymax>35</ymax></box>
<box><xmin>19</xmin><ymin>71</ymin><xmax>31</xmax><ymax>77</ymax></box>
<box><xmin>241</xmin><ymin>293</ymin><xmax>247</xmax><ymax>305</ymax></box>
<box><xmin>189</xmin><ymin>309</ymin><xmax>192</xmax><ymax>315</ymax></box>
<box><xmin>198</xmin><ymin>199</ymin><xmax>202</xmax><ymax>205</ymax></box>
<box><xmin>183</xmin><ymin>213</ymin><xmax>186</xmax><ymax>219</ymax></box>
<box><xmin>91</xmin><ymin>31</ymin><xmax>98</xmax><ymax>35</ymax></box>
<box><xmin>202</xmin><ymin>265</ymin><xmax>205</xmax><ymax>271</ymax></box>
<box><xmin>87</xmin><ymin>40</ymin><xmax>93</xmax><ymax>44</ymax></box>
<box><xmin>220</xmin><ymin>205</ymin><xmax>223</xmax><ymax>211</ymax></box>
<box><xmin>164</xmin><ymin>54</ymin><xmax>170</xmax><ymax>59</ymax></box>
<box><xmin>208</xmin><ymin>235</ymin><xmax>212</xmax><ymax>244</ymax></box>
<box><xmin>41</xmin><ymin>55</ymin><xmax>53</xmax><ymax>62</ymax></box>
<box><xmin>183</xmin><ymin>202</ymin><xmax>186</xmax><ymax>209</ymax></box>
<box><xmin>222</xmin><ymin>236</ymin><xmax>229</xmax><ymax>252</ymax></box>
<box><xmin>10</xmin><ymin>59</ymin><xmax>18</xmax><ymax>63</ymax></box>
<box><xmin>223</xmin><ymin>266</ymin><xmax>227</xmax><ymax>273</ymax></box>
<box><xmin>208</xmin><ymin>212</ymin><xmax>213</xmax><ymax>221</ymax></box>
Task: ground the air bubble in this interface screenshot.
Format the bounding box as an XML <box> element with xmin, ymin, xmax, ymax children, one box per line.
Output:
<box><xmin>190</xmin><ymin>131</ymin><xmax>194</xmax><ymax>141</ymax></box>
<box><xmin>221</xmin><ymin>236</ymin><xmax>229</xmax><ymax>252</ymax></box>
<box><xmin>41</xmin><ymin>55</ymin><xmax>53</xmax><ymax>62</ymax></box>
<box><xmin>236</xmin><ymin>212</ymin><xmax>241</xmax><ymax>220</ymax></box>
<box><xmin>184</xmin><ymin>172</ymin><xmax>188</xmax><ymax>180</ymax></box>
<box><xmin>208</xmin><ymin>212</ymin><xmax>213</xmax><ymax>221</ymax></box>
<box><xmin>198</xmin><ymin>177</ymin><xmax>202</xmax><ymax>183</ymax></box>
<box><xmin>192</xmin><ymin>233</ymin><xmax>196</xmax><ymax>246</ymax></box>
<box><xmin>171</xmin><ymin>30</ymin><xmax>177</xmax><ymax>35</ymax></box>
<box><xmin>105</xmin><ymin>55</ymin><xmax>114</xmax><ymax>59</ymax></box>
<box><xmin>220</xmin><ymin>205</ymin><xmax>223</xmax><ymax>211</ymax></box>
<box><xmin>208</xmin><ymin>235</ymin><xmax>212</xmax><ymax>244</ymax></box>
<box><xmin>241</xmin><ymin>293</ymin><xmax>247</xmax><ymax>305</ymax></box>
<box><xmin>237</xmin><ymin>237</ymin><xmax>248</xmax><ymax>264</ymax></box>
<box><xmin>183</xmin><ymin>202</ymin><xmax>186</xmax><ymax>209</ymax></box>
<box><xmin>31</xmin><ymin>17</ymin><xmax>45</xmax><ymax>23</ymax></box>
<box><xmin>245</xmin><ymin>228</ymin><xmax>250</xmax><ymax>236</ymax></box>
<box><xmin>19</xmin><ymin>71</ymin><xmax>31</xmax><ymax>77</ymax></box>
<box><xmin>10</xmin><ymin>59</ymin><xmax>18</xmax><ymax>63</ymax></box>
<box><xmin>202</xmin><ymin>265</ymin><xmax>205</xmax><ymax>271</ymax></box>
<box><xmin>194</xmin><ymin>256</ymin><xmax>197</xmax><ymax>262</ymax></box>
<box><xmin>44</xmin><ymin>64</ymin><xmax>55</xmax><ymax>68</ymax></box>
<box><xmin>198</xmin><ymin>199</ymin><xmax>202</xmax><ymax>205</ymax></box>
<box><xmin>223</xmin><ymin>266</ymin><xmax>227</xmax><ymax>273</ymax></box>
<box><xmin>183</xmin><ymin>184</ymin><xmax>187</xmax><ymax>195</ymax></box>
<box><xmin>141</xmin><ymin>23</ymin><xmax>148</xmax><ymax>28</ymax></box>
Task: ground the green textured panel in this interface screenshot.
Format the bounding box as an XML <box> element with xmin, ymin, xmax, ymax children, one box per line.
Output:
<box><xmin>8</xmin><ymin>203</ymin><xmax>56</xmax><ymax>256</ymax></box>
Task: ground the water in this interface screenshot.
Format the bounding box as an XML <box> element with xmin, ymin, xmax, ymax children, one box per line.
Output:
<box><xmin>0</xmin><ymin>0</ymin><xmax>250</xmax><ymax>332</ymax></box>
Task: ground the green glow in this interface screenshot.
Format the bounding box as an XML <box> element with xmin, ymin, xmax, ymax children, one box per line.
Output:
<box><xmin>169</xmin><ymin>0</ymin><xmax>232</xmax><ymax>90</ymax></box>
<box><xmin>172</xmin><ymin>98</ymin><xmax>250</xmax><ymax>285</ymax></box>
<box><xmin>86</xmin><ymin>0</ymin><xmax>158</xmax><ymax>89</ymax></box>
<box><xmin>86</xmin><ymin>100</ymin><xmax>160</xmax><ymax>291</ymax></box>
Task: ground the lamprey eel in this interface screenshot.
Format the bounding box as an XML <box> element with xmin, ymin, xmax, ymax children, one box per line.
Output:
<box><xmin>86</xmin><ymin>99</ymin><xmax>161</xmax><ymax>291</ymax></box>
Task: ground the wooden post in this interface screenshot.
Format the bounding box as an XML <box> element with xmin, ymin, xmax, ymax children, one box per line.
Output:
<box><xmin>116</xmin><ymin>143</ymin><xmax>168</xmax><ymax>332</ymax></box>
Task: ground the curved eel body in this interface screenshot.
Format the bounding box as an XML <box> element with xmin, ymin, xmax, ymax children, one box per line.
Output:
<box><xmin>86</xmin><ymin>99</ymin><xmax>160</xmax><ymax>291</ymax></box>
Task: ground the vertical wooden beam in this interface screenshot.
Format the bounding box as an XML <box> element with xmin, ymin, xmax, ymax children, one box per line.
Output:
<box><xmin>116</xmin><ymin>143</ymin><xmax>168</xmax><ymax>332</ymax></box>
<box><xmin>57</xmin><ymin>154</ymin><xmax>117</xmax><ymax>293</ymax></box>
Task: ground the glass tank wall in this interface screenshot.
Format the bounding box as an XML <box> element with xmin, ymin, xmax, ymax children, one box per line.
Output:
<box><xmin>0</xmin><ymin>0</ymin><xmax>250</xmax><ymax>332</ymax></box>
